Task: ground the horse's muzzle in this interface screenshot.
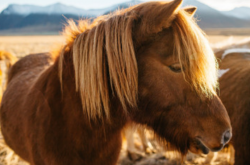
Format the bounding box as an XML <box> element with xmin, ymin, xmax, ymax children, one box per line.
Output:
<box><xmin>194</xmin><ymin>129</ymin><xmax>232</xmax><ymax>154</ymax></box>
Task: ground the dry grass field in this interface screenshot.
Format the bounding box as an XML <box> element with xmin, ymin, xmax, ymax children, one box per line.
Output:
<box><xmin>204</xmin><ymin>28</ymin><xmax>250</xmax><ymax>36</ymax></box>
<box><xmin>0</xmin><ymin>35</ymin><xmax>65</xmax><ymax>58</ymax></box>
<box><xmin>1</xmin><ymin>35</ymin><xmax>250</xmax><ymax>58</ymax></box>
<box><xmin>0</xmin><ymin>34</ymin><xmax>250</xmax><ymax>165</ymax></box>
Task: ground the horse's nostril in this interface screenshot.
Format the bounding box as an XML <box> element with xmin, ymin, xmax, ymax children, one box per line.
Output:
<box><xmin>222</xmin><ymin>130</ymin><xmax>232</xmax><ymax>144</ymax></box>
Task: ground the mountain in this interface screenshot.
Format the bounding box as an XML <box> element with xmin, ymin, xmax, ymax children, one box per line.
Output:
<box><xmin>0</xmin><ymin>1</ymin><xmax>141</xmax><ymax>33</ymax></box>
<box><xmin>0</xmin><ymin>14</ymin><xmax>24</xmax><ymax>30</ymax></box>
<box><xmin>0</xmin><ymin>0</ymin><xmax>250</xmax><ymax>34</ymax></box>
<box><xmin>1</xmin><ymin>1</ymin><xmax>141</xmax><ymax>17</ymax></box>
<box><xmin>182</xmin><ymin>0</ymin><xmax>216</xmax><ymax>12</ymax></box>
<box><xmin>2</xmin><ymin>3</ymin><xmax>99</xmax><ymax>17</ymax></box>
<box><xmin>0</xmin><ymin>13</ymin><xmax>81</xmax><ymax>33</ymax></box>
<box><xmin>222</xmin><ymin>7</ymin><xmax>250</xmax><ymax>20</ymax></box>
<box><xmin>182</xmin><ymin>0</ymin><xmax>250</xmax><ymax>28</ymax></box>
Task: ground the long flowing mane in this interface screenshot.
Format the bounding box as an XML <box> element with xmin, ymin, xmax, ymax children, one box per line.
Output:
<box><xmin>59</xmin><ymin>8</ymin><xmax>138</xmax><ymax>121</ymax></box>
<box><xmin>57</xmin><ymin>1</ymin><xmax>217</xmax><ymax>121</ymax></box>
<box><xmin>172</xmin><ymin>10</ymin><xmax>217</xmax><ymax>97</ymax></box>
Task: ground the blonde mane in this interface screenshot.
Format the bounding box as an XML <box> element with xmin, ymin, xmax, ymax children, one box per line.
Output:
<box><xmin>59</xmin><ymin>7</ymin><xmax>138</xmax><ymax>121</ymax></box>
<box><xmin>172</xmin><ymin>10</ymin><xmax>217</xmax><ymax>97</ymax></box>
<box><xmin>58</xmin><ymin>1</ymin><xmax>217</xmax><ymax>121</ymax></box>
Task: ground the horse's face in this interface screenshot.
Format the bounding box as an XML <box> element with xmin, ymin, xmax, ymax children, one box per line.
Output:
<box><xmin>135</xmin><ymin>28</ymin><xmax>231</xmax><ymax>155</ymax></box>
<box><xmin>132</xmin><ymin>1</ymin><xmax>232</xmax><ymax>155</ymax></box>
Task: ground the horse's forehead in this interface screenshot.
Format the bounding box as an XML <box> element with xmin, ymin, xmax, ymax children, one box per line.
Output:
<box><xmin>143</xmin><ymin>31</ymin><xmax>175</xmax><ymax>55</ymax></box>
<box><xmin>152</xmin><ymin>29</ymin><xmax>175</xmax><ymax>46</ymax></box>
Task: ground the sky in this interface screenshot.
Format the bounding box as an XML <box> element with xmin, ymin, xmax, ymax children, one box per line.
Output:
<box><xmin>1</xmin><ymin>0</ymin><xmax>250</xmax><ymax>12</ymax></box>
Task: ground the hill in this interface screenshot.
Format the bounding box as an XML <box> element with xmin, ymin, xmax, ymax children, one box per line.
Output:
<box><xmin>0</xmin><ymin>0</ymin><xmax>250</xmax><ymax>34</ymax></box>
<box><xmin>222</xmin><ymin>7</ymin><xmax>250</xmax><ymax>20</ymax></box>
<box><xmin>182</xmin><ymin>0</ymin><xmax>250</xmax><ymax>28</ymax></box>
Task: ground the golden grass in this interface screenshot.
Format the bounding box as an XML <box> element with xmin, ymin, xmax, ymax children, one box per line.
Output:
<box><xmin>1</xmin><ymin>35</ymin><xmax>249</xmax><ymax>58</ymax></box>
<box><xmin>208</xmin><ymin>35</ymin><xmax>250</xmax><ymax>45</ymax></box>
<box><xmin>0</xmin><ymin>36</ymin><xmax>64</xmax><ymax>58</ymax></box>
<box><xmin>205</xmin><ymin>28</ymin><xmax>250</xmax><ymax>36</ymax></box>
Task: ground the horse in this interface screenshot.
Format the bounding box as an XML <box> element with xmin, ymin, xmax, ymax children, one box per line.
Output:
<box><xmin>0</xmin><ymin>0</ymin><xmax>232</xmax><ymax>164</ymax></box>
<box><xmin>215</xmin><ymin>48</ymin><xmax>250</xmax><ymax>165</ymax></box>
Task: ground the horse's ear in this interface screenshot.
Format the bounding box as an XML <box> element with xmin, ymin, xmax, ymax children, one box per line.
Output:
<box><xmin>183</xmin><ymin>6</ymin><xmax>197</xmax><ymax>17</ymax></box>
<box><xmin>134</xmin><ymin>0</ymin><xmax>183</xmax><ymax>41</ymax></box>
<box><xmin>152</xmin><ymin>0</ymin><xmax>183</xmax><ymax>28</ymax></box>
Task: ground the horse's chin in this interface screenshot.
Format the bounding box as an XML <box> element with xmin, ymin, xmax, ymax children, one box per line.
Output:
<box><xmin>189</xmin><ymin>138</ymin><xmax>210</xmax><ymax>155</ymax></box>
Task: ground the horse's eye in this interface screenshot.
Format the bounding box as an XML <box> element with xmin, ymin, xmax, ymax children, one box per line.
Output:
<box><xmin>169</xmin><ymin>64</ymin><xmax>182</xmax><ymax>73</ymax></box>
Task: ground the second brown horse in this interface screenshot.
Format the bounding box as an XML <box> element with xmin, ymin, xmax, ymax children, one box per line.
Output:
<box><xmin>216</xmin><ymin>48</ymin><xmax>250</xmax><ymax>165</ymax></box>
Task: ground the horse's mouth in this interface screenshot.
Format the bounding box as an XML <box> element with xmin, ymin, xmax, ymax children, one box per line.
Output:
<box><xmin>190</xmin><ymin>138</ymin><xmax>209</xmax><ymax>155</ymax></box>
<box><xmin>194</xmin><ymin>138</ymin><xmax>210</xmax><ymax>154</ymax></box>
<box><xmin>190</xmin><ymin>137</ymin><xmax>226</xmax><ymax>155</ymax></box>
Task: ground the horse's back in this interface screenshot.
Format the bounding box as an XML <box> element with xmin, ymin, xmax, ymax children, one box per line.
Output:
<box><xmin>8</xmin><ymin>52</ymin><xmax>52</xmax><ymax>83</ymax></box>
<box><xmin>0</xmin><ymin>52</ymin><xmax>53</xmax><ymax>161</ymax></box>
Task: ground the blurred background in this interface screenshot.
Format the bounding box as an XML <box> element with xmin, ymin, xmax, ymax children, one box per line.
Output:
<box><xmin>0</xmin><ymin>0</ymin><xmax>250</xmax><ymax>35</ymax></box>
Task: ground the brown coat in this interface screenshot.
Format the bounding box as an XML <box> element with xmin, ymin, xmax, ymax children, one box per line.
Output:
<box><xmin>217</xmin><ymin>50</ymin><xmax>250</xmax><ymax>165</ymax></box>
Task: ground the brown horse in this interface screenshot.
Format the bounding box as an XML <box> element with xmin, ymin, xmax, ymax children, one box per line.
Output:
<box><xmin>216</xmin><ymin>48</ymin><xmax>250</xmax><ymax>165</ymax></box>
<box><xmin>0</xmin><ymin>1</ymin><xmax>231</xmax><ymax>165</ymax></box>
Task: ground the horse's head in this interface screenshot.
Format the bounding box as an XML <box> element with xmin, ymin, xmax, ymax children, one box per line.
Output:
<box><xmin>130</xmin><ymin>0</ymin><xmax>232</xmax><ymax>155</ymax></box>
<box><xmin>64</xmin><ymin>0</ymin><xmax>231</xmax><ymax>156</ymax></box>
